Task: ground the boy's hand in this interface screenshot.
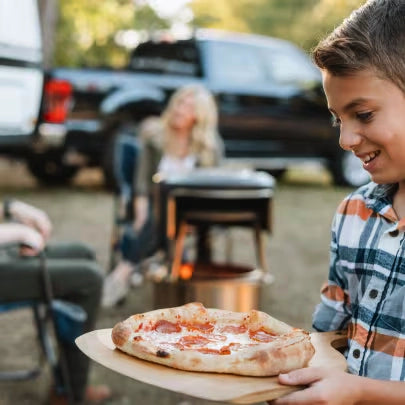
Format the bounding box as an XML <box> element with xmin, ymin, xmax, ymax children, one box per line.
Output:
<box><xmin>267</xmin><ymin>367</ymin><xmax>362</xmax><ymax>405</ymax></box>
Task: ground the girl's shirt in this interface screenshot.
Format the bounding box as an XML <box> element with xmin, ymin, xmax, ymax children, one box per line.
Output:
<box><xmin>135</xmin><ymin>117</ymin><xmax>223</xmax><ymax>197</ymax></box>
<box><xmin>157</xmin><ymin>154</ymin><xmax>197</xmax><ymax>177</ymax></box>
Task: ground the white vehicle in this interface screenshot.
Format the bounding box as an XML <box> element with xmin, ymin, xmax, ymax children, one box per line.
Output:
<box><xmin>0</xmin><ymin>0</ymin><xmax>43</xmax><ymax>140</ymax></box>
<box><xmin>0</xmin><ymin>0</ymin><xmax>73</xmax><ymax>182</ymax></box>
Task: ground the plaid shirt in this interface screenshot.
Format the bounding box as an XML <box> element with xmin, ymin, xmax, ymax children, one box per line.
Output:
<box><xmin>313</xmin><ymin>182</ymin><xmax>405</xmax><ymax>380</ymax></box>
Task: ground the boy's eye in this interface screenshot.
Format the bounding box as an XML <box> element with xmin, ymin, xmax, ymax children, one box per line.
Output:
<box><xmin>356</xmin><ymin>111</ymin><xmax>373</xmax><ymax>122</ymax></box>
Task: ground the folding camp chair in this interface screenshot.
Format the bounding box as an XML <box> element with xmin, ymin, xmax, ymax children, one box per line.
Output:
<box><xmin>0</xmin><ymin>250</ymin><xmax>85</xmax><ymax>405</ymax></box>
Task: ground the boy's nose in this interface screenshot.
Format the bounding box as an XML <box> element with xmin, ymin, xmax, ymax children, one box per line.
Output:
<box><xmin>339</xmin><ymin>125</ymin><xmax>363</xmax><ymax>151</ymax></box>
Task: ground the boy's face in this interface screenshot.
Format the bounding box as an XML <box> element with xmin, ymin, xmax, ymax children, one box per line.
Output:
<box><xmin>322</xmin><ymin>69</ymin><xmax>405</xmax><ymax>186</ymax></box>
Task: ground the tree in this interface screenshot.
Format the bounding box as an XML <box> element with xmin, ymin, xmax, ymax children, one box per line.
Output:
<box><xmin>289</xmin><ymin>0</ymin><xmax>366</xmax><ymax>50</ymax></box>
<box><xmin>37</xmin><ymin>0</ymin><xmax>59</xmax><ymax>68</ymax></box>
<box><xmin>190</xmin><ymin>0</ymin><xmax>365</xmax><ymax>51</ymax></box>
<box><xmin>53</xmin><ymin>0</ymin><xmax>168</xmax><ymax>68</ymax></box>
<box><xmin>191</xmin><ymin>0</ymin><xmax>317</xmax><ymax>41</ymax></box>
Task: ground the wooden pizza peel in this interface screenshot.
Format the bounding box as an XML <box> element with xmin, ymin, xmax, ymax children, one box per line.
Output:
<box><xmin>76</xmin><ymin>329</ymin><xmax>347</xmax><ymax>403</ymax></box>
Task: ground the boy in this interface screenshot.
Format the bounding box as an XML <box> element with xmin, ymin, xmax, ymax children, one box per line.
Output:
<box><xmin>269</xmin><ymin>0</ymin><xmax>405</xmax><ymax>403</ymax></box>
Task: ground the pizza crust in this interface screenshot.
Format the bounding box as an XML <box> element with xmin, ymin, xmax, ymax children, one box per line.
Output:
<box><xmin>112</xmin><ymin>302</ymin><xmax>315</xmax><ymax>376</ymax></box>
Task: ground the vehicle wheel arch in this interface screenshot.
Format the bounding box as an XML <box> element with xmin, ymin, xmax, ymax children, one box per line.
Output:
<box><xmin>328</xmin><ymin>149</ymin><xmax>370</xmax><ymax>188</ymax></box>
<box><xmin>100</xmin><ymin>86</ymin><xmax>166</xmax><ymax>117</ymax></box>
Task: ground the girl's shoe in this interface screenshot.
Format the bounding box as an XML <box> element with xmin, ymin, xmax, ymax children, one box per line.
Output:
<box><xmin>101</xmin><ymin>272</ymin><xmax>129</xmax><ymax>308</ymax></box>
<box><xmin>130</xmin><ymin>271</ymin><xmax>144</xmax><ymax>287</ymax></box>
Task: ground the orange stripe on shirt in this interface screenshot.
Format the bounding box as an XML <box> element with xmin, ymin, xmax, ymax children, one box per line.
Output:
<box><xmin>337</xmin><ymin>199</ymin><xmax>373</xmax><ymax>221</ymax></box>
<box><xmin>321</xmin><ymin>284</ymin><xmax>350</xmax><ymax>305</ymax></box>
<box><xmin>348</xmin><ymin>323</ymin><xmax>369</xmax><ymax>348</ymax></box>
<box><xmin>349</xmin><ymin>323</ymin><xmax>405</xmax><ymax>357</ymax></box>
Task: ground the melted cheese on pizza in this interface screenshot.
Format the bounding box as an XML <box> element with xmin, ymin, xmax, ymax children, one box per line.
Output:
<box><xmin>131</xmin><ymin>319</ymin><xmax>279</xmax><ymax>355</ymax></box>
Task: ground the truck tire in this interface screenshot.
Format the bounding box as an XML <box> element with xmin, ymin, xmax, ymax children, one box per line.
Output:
<box><xmin>27</xmin><ymin>151</ymin><xmax>79</xmax><ymax>185</ymax></box>
<box><xmin>329</xmin><ymin>150</ymin><xmax>370</xmax><ymax>188</ymax></box>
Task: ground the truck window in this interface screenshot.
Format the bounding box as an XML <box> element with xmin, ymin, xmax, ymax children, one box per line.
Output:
<box><xmin>262</xmin><ymin>46</ymin><xmax>320</xmax><ymax>86</ymax></box>
<box><xmin>129</xmin><ymin>41</ymin><xmax>201</xmax><ymax>77</ymax></box>
<box><xmin>208</xmin><ymin>42</ymin><xmax>266</xmax><ymax>84</ymax></box>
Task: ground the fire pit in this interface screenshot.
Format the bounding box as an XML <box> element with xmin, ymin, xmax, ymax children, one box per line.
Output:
<box><xmin>151</xmin><ymin>168</ymin><xmax>275</xmax><ymax>311</ymax></box>
<box><xmin>153</xmin><ymin>263</ymin><xmax>264</xmax><ymax>312</ymax></box>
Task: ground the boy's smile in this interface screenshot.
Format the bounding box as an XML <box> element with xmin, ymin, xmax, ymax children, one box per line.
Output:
<box><xmin>322</xmin><ymin>69</ymin><xmax>405</xmax><ymax>188</ymax></box>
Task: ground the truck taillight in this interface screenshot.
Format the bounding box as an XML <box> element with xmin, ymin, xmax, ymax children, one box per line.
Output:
<box><xmin>42</xmin><ymin>79</ymin><xmax>72</xmax><ymax>123</ymax></box>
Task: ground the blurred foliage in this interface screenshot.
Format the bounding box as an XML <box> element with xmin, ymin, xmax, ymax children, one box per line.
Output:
<box><xmin>191</xmin><ymin>0</ymin><xmax>366</xmax><ymax>51</ymax></box>
<box><xmin>54</xmin><ymin>0</ymin><xmax>168</xmax><ymax>67</ymax></box>
<box><xmin>291</xmin><ymin>0</ymin><xmax>367</xmax><ymax>50</ymax></box>
<box><xmin>53</xmin><ymin>0</ymin><xmax>366</xmax><ymax>67</ymax></box>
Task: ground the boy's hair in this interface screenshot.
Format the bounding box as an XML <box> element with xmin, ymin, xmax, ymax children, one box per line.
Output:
<box><xmin>312</xmin><ymin>0</ymin><xmax>405</xmax><ymax>93</ymax></box>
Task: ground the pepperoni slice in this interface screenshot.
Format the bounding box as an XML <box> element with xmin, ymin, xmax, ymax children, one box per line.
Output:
<box><xmin>196</xmin><ymin>346</ymin><xmax>231</xmax><ymax>355</ymax></box>
<box><xmin>219</xmin><ymin>325</ymin><xmax>247</xmax><ymax>334</ymax></box>
<box><xmin>134</xmin><ymin>322</ymin><xmax>143</xmax><ymax>332</ymax></box>
<box><xmin>209</xmin><ymin>334</ymin><xmax>227</xmax><ymax>342</ymax></box>
<box><xmin>153</xmin><ymin>320</ymin><xmax>182</xmax><ymax>333</ymax></box>
<box><xmin>178</xmin><ymin>335</ymin><xmax>211</xmax><ymax>347</ymax></box>
<box><xmin>182</xmin><ymin>322</ymin><xmax>215</xmax><ymax>333</ymax></box>
<box><xmin>249</xmin><ymin>328</ymin><xmax>276</xmax><ymax>342</ymax></box>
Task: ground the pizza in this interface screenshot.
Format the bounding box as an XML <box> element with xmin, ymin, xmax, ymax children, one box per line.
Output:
<box><xmin>111</xmin><ymin>302</ymin><xmax>315</xmax><ymax>376</ymax></box>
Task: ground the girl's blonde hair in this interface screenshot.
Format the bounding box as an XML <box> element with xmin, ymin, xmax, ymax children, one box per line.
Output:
<box><xmin>161</xmin><ymin>84</ymin><xmax>219</xmax><ymax>166</ymax></box>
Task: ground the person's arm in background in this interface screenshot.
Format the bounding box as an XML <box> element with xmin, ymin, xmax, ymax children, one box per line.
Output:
<box><xmin>0</xmin><ymin>199</ymin><xmax>52</xmax><ymax>255</ymax></box>
<box><xmin>213</xmin><ymin>131</ymin><xmax>225</xmax><ymax>166</ymax></box>
<box><xmin>132</xmin><ymin>118</ymin><xmax>161</xmax><ymax>232</ymax></box>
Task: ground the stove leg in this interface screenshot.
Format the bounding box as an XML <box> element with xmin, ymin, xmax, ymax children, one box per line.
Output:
<box><xmin>253</xmin><ymin>222</ymin><xmax>270</xmax><ymax>277</ymax></box>
<box><xmin>170</xmin><ymin>221</ymin><xmax>188</xmax><ymax>280</ymax></box>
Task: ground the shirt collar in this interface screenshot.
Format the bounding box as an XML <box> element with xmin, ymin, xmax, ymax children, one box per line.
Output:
<box><xmin>363</xmin><ymin>182</ymin><xmax>398</xmax><ymax>223</ymax></box>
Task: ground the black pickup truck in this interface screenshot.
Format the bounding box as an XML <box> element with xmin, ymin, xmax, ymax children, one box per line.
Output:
<box><xmin>47</xmin><ymin>29</ymin><xmax>368</xmax><ymax>188</ymax></box>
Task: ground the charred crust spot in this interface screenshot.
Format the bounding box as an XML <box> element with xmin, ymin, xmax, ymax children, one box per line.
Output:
<box><xmin>156</xmin><ymin>349</ymin><xmax>170</xmax><ymax>358</ymax></box>
<box><xmin>191</xmin><ymin>357</ymin><xmax>202</xmax><ymax>367</ymax></box>
<box><xmin>248</xmin><ymin>349</ymin><xmax>269</xmax><ymax>364</ymax></box>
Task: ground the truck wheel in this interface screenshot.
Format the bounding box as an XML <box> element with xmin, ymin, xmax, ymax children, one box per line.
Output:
<box><xmin>27</xmin><ymin>152</ymin><xmax>79</xmax><ymax>185</ymax></box>
<box><xmin>329</xmin><ymin>150</ymin><xmax>370</xmax><ymax>188</ymax></box>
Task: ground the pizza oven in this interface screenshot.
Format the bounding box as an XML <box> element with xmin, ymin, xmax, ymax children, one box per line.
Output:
<box><xmin>149</xmin><ymin>168</ymin><xmax>275</xmax><ymax>312</ymax></box>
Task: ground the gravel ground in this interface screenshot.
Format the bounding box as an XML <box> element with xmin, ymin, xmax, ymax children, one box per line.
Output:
<box><xmin>0</xmin><ymin>159</ymin><xmax>350</xmax><ymax>405</ymax></box>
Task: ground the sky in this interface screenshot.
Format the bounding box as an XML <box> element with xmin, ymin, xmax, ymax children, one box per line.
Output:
<box><xmin>147</xmin><ymin>0</ymin><xmax>193</xmax><ymax>38</ymax></box>
<box><xmin>120</xmin><ymin>0</ymin><xmax>193</xmax><ymax>47</ymax></box>
<box><xmin>146</xmin><ymin>0</ymin><xmax>191</xmax><ymax>19</ymax></box>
